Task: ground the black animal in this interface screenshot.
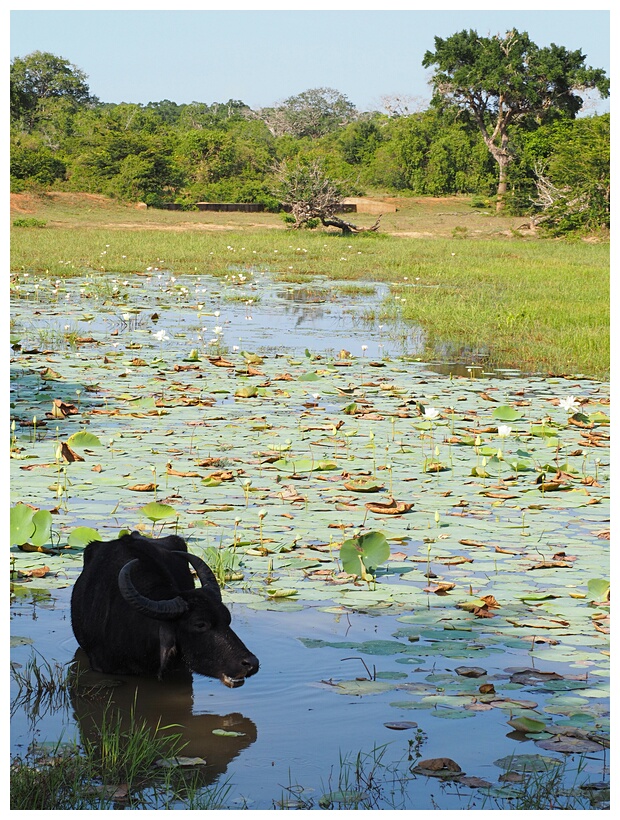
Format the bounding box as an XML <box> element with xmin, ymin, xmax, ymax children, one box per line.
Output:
<box><xmin>71</xmin><ymin>531</ymin><xmax>259</xmax><ymax>686</ymax></box>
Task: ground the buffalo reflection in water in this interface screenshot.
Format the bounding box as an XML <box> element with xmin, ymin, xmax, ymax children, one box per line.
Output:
<box><xmin>69</xmin><ymin>650</ymin><xmax>256</xmax><ymax>786</ymax></box>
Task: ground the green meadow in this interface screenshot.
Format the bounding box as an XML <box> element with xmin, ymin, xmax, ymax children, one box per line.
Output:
<box><xmin>10</xmin><ymin>194</ymin><xmax>609</xmax><ymax>379</ymax></box>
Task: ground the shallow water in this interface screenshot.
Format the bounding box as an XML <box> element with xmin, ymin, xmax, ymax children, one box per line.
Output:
<box><xmin>10</xmin><ymin>268</ymin><xmax>610</xmax><ymax>809</ymax></box>
<box><xmin>10</xmin><ymin>582</ymin><xmax>609</xmax><ymax>810</ymax></box>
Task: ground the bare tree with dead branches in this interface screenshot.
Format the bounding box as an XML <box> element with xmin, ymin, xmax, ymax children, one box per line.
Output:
<box><xmin>273</xmin><ymin>159</ymin><xmax>381</xmax><ymax>235</ymax></box>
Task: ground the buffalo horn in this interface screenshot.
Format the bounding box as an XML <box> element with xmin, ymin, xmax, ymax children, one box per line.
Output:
<box><xmin>174</xmin><ymin>551</ymin><xmax>222</xmax><ymax>601</ymax></box>
<box><xmin>118</xmin><ymin>559</ymin><xmax>189</xmax><ymax>619</ymax></box>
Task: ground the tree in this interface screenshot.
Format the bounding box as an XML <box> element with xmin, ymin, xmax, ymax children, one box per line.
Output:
<box><xmin>532</xmin><ymin>114</ymin><xmax>610</xmax><ymax>235</ymax></box>
<box><xmin>11</xmin><ymin>51</ymin><xmax>97</xmax><ymax>128</ymax></box>
<box><xmin>273</xmin><ymin>159</ymin><xmax>380</xmax><ymax>235</ymax></box>
<box><xmin>260</xmin><ymin>88</ymin><xmax>357</xmax><ymax>138</ymax></box>
<box><xmin>422</xmin><ymin>29</ymin><xmax>609</xmax><ymax>209</ymax></box>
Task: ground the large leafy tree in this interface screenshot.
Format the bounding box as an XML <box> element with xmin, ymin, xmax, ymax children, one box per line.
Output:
<box><xmin>422</xmin><ymin>29</ymin><xmax>609</xmax><ymax>209</ymax></box>
<box><xmin>260</xmin><ymin>87</ymin><xmax>357</xmax><ymax>138</ymax></box>
<box><xmin>11</xmin><ymin>51</ymin><xmax>98</xmax><ymax>129</ymax></box>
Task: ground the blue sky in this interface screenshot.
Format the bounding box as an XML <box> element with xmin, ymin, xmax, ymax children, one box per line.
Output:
<box><xmin>9</xmin><ymin>4</ymin><xmax>611</xmax><ymax>115</ymax></box>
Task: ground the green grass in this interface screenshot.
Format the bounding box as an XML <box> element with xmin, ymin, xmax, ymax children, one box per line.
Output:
<box><xmin>10</xmin><ymin>197</ymin><xmax>609</xmax><ymax>379</ymax></box>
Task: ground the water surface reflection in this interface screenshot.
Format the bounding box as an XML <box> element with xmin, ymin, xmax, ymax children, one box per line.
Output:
<box><xmin>70</xmin><ymin>650</ymin><xmax>257</xmax><ymax>782</ymax></box>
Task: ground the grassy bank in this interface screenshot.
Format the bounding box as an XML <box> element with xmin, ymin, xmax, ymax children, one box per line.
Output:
<box><xmin>10</xmin><ymin>194</ymin><xmax>609</xmax><ymax>379</ymax></box>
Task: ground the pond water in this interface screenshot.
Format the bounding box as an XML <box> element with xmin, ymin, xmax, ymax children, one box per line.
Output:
<box><xmin>10</xmin><ymin>267</ymin><xmax>610</xmax><ymax>809</ymax></box>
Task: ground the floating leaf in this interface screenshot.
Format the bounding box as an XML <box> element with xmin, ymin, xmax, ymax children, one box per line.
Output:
<box><xmin>40</xmin><ymin>367</ymin><xmax>62</xmax><ymax>380</ymax></box>
<box><xmin>235</xmin><ymin>385</ymin><xmax>258</xmax><ymax>398</ymax></box>
<box><xmin>140</xmin><ymin>502</ymin><xmax>178</xmax><ymax>522</ymax></box>
<box><xmin>201</xmin><ymin>477</ymin><xmax>222</xmax><ymax>487</ymax></box>
<box><xmin>67</xmin><ymin>430</ymin><xmax>102</xmax><ymax>448</ymax></box>
<box><xmin>492</xmin><ymin>406</ymin><xmax>523</xmax><ymax>422</ymax></box>
<box><xmin>10</xmin><ymin>503</ymin><xmax>35</xmax><ymax>546</ymax></box>
<box><xmin>156</xmin><ymin>756</ymin><xmax>206</xmax><ymax>768</ymax></box>
<box><xmin>67</xmin><ymin>527</ymin><xmax>102</xmax><ymax>548</ymax></box>
<box><xmin>266</xmin><ymin>588</ymin><xmax>298</xmax><ymax>598</ymax></box>
<box><xmin>30</xmin><ymin>509</ymin><xmax>52</xmax><ymax>547</ymax></box>
<box><xmin>507</xmin><ymin>716</ymin><xmax>548</xmax><ymax>734</ymax></box>
<box><xmin>343</xmin><ymin>476</ymin><xmax>384</xmax><ymax>492</ymax></box>
<box><xmin>384</xmin><ymin>721</ymin><xmax>418</xmax><ymax>730</ymax></box>
<box><xmin>211</xmin><ymin>729</ymin><xmax>245</xmax><ymax>737</ymax></box>
<box><xmin>364</xmin><ymin>499</ymin><xmax>412</xmax><ymax>515</ymax></box>
<box><xmin>587</xmin><ymin>578</ymin><xmax>610</xmax><ymax>601</ymax></box>
<box><xmin>340</xmin><ymin>531</ymin><xmax>390</xmax><ymax>579</ymax></box>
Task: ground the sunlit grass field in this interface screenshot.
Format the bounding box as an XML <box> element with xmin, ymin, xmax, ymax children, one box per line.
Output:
<box><xmin>10</xmin><ymin>194</ymin><xmax>609</xmax><ymax>379</ymax></box>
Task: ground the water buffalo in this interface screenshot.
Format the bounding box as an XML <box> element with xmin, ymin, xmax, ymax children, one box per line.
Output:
<box><xmin>70</xmin><ymin>531</ymin><xmax>259</xmax><ymax>687</ymax></box>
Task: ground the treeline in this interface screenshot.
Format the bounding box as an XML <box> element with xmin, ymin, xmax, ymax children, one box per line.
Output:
<box><xmin>10</xmin><ymin>50</ymin><xmax>610</xmax><ymax>233</ymax></box>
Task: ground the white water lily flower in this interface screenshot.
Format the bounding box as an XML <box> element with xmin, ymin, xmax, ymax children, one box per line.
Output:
<box><xmin>153</xmin><ymin>330</ymin><xmax>169</xmax><ymax>342</ymax></box>
<box><xmin>497</xmin><ymin>425</ymin><xmax>512</xmax><ymax>438</ymax></box>
<box><xmin>424</xmin><ymin>407</ymin><xmax>440</xmax><ymax>421</ymax></box>
<box><xmin>558</xmin><ymin>396</ymin><xmax>580</xmax><ymax>413</ymax></box>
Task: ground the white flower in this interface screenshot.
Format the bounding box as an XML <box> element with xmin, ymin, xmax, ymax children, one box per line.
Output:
<box><xmin>213</xmin><ymin>326</ymin><xmax>223</xmax><ymax>334</ymax></box>
<box><xmin>153</xmin><ymin>330</ymin><xmax>169</xmax><ymax>342</ymax></box>
<box><xmin>497</xmin><ymin>425</ymin><xmax>512</xmax><ymax>438</ymax></box>
<box><xmin>558</xmin><ymin>396</ymin><xmax>580</xmax><ymax>413</ymax></box>
<box><xmin>424</xmin><ymin>407</ymin><xmax>440</xmax><ymax>421</ymax></box>
<box><xmin>122</xmin><ymin>313</ymin><xmax>131</xmax><ymax>321</ymax></box>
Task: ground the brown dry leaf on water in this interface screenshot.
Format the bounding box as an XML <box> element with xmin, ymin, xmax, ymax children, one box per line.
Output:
<box><xmin>60</xmin><ymin>441</ymin><xmax>84</xmax><ymax>463</ymax></box>
<box><xmin>457</xmin><ymin>594</ymin><xmax>500</xmax><ymax>618</ymax></box>
<box><xmin>17</xmin><ymin>565</ymin><xmax>50</xmax><ymax>578</ymax></box>
<box><xmin>48</xmin><ymin>399</ymin><xmax>79</xmax><ymax>419</ymax></box>
<box><xmin>440</xmin><ymin>556</ymin><xmax>474</xmax><ymax>566</ymax></box>
<box><xmin>208</xmin><ymin>356</ymin><xmax>235</xmax><ymax>368</ymax></box>
<box><xmin>494</xmin><ymin>545</ymin><xmax>520</xmax><ymax>556</ymax></box>
<box><xmin>195</xmin><ymin>457</ymin><xmax>226</xmax><ymax>468</ymax></box>
<box><xmin>126</xmin><ymin>483</ymin><xmax>157</xmax><ymax>492</ymax></box>
<box><xmin>278</xmin><ymin>485</ymin><xmax>306</xmax><ymax>503</ymax></box>
<box><xmin>458</xmin><ymin>776</ymin><xmax>492</xmax><ymax>789</ymax></box>
<box><xmin>166</xmin><ymin>464</ymin><xmax>203</xmax><ymax>478</ymax></box>
<box><xmin>527</xmin><ymin>559</ymin><xmax>573</xmax><ymax>570</ymax></box>
<box><xmin>207</xmin><ymin>471</ymin><xmax>235</xmax><ymax>481</ymax></box>
<box><xmin>173</xmin><ymin>363</ymin><xmax>199</xmax><ymax>372</ymax></box>
<box><xmin>423</xmin><ymin>581</ymin><xmax>456</xmax><ymax>594</ymax></box>
<box><xmin>459</xmin><ymin>539</ymin><xmax>491</xmax><ymax>549</ymax></box>
<box><xmin>413</xmin><ymin>758</ymin><xmax>462</xmax><ymax>776</ymax></box>
<box><xmin>18</xmin><ymin>544</ymin><xmax>56</xmax><ymax>555</ymax></box>
<box><xmin>364</xmin><ymin>498</ymin><xmax>413</xmax><ymax>515</ymax></box>
<box><xmin>568</xmin><ymin>416</ymin><xmax>594</xmax><ymax>429</ymax></box>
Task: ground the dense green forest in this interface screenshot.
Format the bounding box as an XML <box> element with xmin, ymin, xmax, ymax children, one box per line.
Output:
<box><xmin>10</xmin><ymin>36</ymin><xmax>610</xmax><ymax>235</ymax></box>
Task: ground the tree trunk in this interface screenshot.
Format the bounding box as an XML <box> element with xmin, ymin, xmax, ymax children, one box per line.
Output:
<box><xmin>496</xmin><ymin>155</ymin><xmax>510</xmax><ymax>212</ymax></box>
<box><xmin>319</xmin><ymin>215</ymin><xmax>382</xmax><ymax>235</ymax></box>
